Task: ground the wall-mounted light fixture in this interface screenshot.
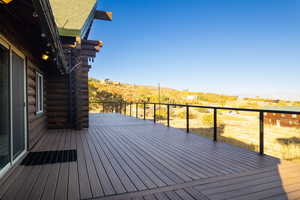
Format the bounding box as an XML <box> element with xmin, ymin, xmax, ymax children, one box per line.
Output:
<box><xmin>0</xmin><ymin>0</ymin><xmax>13</xmax><ymax>4</ymax></box>
<box><xmin>42</xmin><ymin>54</ymin><xmax>49</xmax><ymax>61</ymax></box>
<box><xmin>33</xmin><ymin>11</ymin><xmax>38</xmax><ymax>18</ymax></box>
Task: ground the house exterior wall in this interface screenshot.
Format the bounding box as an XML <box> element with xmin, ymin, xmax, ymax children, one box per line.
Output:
<box><xmin>0</xmin><ymin>32</ymin><xmax>48</xmax><ymax>150</ymax></box>
<box><xmin>47</xmin><ymin>69</ymin><xmax>72</xmax><ymax>129</ymax></box>
<box><xmin>27</xmin><ymin>60</ymin><xmax>48</xmax><ymax>149</ymax></box>
<box><xmin>74</xmin><ymin>59</ymin><xmax>90</xmax><ymax>129</ymax></box>
<box><xmin>265</xmin><ymin>113</ymin><xmax>300</xmax><ymax>128</ymax></box>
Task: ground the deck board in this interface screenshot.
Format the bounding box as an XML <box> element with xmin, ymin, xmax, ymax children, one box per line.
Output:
<box><xmin>0</xmin><ymin>113</ymin><xmax>299</xmax><ymax>200</ymax></box>
<box><xmin>68</xmin><ymin>129</ymin><xmax>80</xmax><ymax>200</ymax></box>
<box><xmin>98</xmin><ymin>128</ymin><xmax>156</xmax><ymax>189</ymax></box>
<box><xmin>80</xmin><ymin>132</ymin><xmax>104</xmax><ymax>198</ymax></box>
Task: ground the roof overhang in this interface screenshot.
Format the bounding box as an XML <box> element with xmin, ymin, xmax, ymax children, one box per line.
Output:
<box><xmin>50</xmin><ymin>1</ymin><xmax>112</xmax><ymax>38</ymax></box>
<box><xmin>32</xmin><ymin>0</ymin><xmax>68</xmax><ymax>73</ymax></box>
<box><xmin>0</xmin><ymin>0</ymin><xmax>67</xmax><ymax>74</ymax></box>
<box><xmin>94</xmin><ymin>10</ymin><xmax>113</xmax><ymax>21</ymax></box>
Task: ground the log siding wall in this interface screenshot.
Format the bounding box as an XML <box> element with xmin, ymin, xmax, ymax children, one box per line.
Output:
<box><xmin>74</xmin><ymin>59</ymin><xmax>90</xmax><ymax>129</ymax></box>
<box><xmin>47</xmin><ymin>71</ymin><xmax>71</xmax><ymax>129</ymax></box>
<box><xmin>27</xmin><ymin>60</ymin><xmax>48</xmax><ymax>149</ymax></box>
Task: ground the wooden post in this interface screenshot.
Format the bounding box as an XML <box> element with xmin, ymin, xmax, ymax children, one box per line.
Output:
<box><xmin>144</xmin><ymin>103</ymin><xmax>146</xmax><ymax>120</ymax></box>
<box><xmin>214</xmin><ymin>108</ymin><xmax>217</xmax><ymax>142</ymax></box>
<box><xmin>186</xmin><ymin>106</ymin><xmax>189</xmax><ymax>133</ymax></box>
<box><xmin>154</xmin><ymin>104</ymin><xmax>156</xmax><ymax>123</ymax></box>
<box><xmin>167</xmin><ymin>104</ymin><xmax>170</xmax><ymax>127</ymax></box>
<box><xmin>259</xmin><ymin>112</ymin><xmax>264</xmax><ymax>155</ymax></box>
<box><xmin>136</xmin><ymin>103</ymin><xmax>138</xmax><ymax>118</ymax></box>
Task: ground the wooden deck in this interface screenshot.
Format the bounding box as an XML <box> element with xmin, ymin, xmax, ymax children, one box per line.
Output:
<box><xmin>1</xmin><ymin>113</ymin><xmax>300</xmax><ymax>200</ymax></box>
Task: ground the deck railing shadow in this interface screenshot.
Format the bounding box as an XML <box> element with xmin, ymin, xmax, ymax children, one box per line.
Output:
<box><xmin>90</xmin><ymin>101</ymin><xmax>300</xmax><ymax>159</ymax></box>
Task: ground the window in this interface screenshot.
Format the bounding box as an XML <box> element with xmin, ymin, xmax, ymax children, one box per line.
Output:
<box><xmin>36</xmin><ymin>72</ymin><xmax>43</xmax><ymax>114</ymax></box>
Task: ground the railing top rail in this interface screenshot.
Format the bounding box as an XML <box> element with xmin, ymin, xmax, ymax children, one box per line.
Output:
<box><xmin>90</xmin><ymin>101</ymin><xmax>300</xmax><ymax>115</ymax></box>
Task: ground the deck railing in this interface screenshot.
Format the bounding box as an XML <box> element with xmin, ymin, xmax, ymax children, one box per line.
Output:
<box><xmin>90</xmin><ymin>101</ymin><xmax>300</xmax><ymax>156</ymax></box>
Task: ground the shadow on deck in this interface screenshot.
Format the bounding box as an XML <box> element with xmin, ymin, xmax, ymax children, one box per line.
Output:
<box><xmin>0</xmin><ymin>113</ymin><xmax>300</xmax><ymax>200</ymax></box>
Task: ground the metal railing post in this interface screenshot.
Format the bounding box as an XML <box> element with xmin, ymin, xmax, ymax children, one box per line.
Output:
<box><xmin>186</xmin><ymin>106</ymin><xmax>189</xmax><ymax>133</ymax></box>
<box><xmin>154</xmin><ymin>104</ymin><xmax>156</xmax><ymax>123</ymax></box>
<box><xmin>259</xmin><ymin>111</ymin><xmax>265</xmax><ymax>155</ymax></box>
<box><xmin>214</xmin><ymin>108</ymin><xmax>217</xmax><ymax>142</ymax></box>
<box><xmin>144</xmin><ymin>103</ymin><xmax>146</xmax><ymax>120</ymax></box>
<box><xmin>130</xmin><ymin>103</ymin><xmax>132</xmax><ymax>116</ymax></box>
<box><xmin>136</xmin><ymin>103</ymin><xmax>138</xmax><ymax>118</ymax></box>
<box><xmin>167</xmin><ymin>104</ymin><xmax>170</xmax><ymax>127</ymax></box>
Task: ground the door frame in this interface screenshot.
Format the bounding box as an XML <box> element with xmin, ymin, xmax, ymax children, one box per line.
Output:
<box><xmin>0</xmin><ymin>36</ymin><xmax>11</xmax><ymax>179</ymax></box>
<box><xmin>0</xmin><ymin>34</ymin><xmax>27</xmax><ymax>175</ymax></box>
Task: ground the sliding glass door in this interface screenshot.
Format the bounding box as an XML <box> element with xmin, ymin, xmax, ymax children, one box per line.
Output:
<box><xmin>0</xmin><ymin>43</ymin><xmax>10</xmax><ymax>171</ymax></box>
<box><xmin>0</xmin><ymin>37</ymin><xmax>27</xmax><ymax>176</ymax></box>
<box><xmin>11</xmin><ymin>51</ymin><xmax>26</xmax><ymax>159</ymax></box>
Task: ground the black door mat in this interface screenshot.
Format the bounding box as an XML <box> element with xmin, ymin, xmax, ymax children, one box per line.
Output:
<box><xmin>21</xmin><ymin>150</ymin><xmax>77</xmax><ymax>166</ymax></box>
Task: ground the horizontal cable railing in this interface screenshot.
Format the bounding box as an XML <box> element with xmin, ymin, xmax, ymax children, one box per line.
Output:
<box><xmin>90</xmin><ymin>101</ymin><xmax>300</xmax><ymax>156</ymax></box>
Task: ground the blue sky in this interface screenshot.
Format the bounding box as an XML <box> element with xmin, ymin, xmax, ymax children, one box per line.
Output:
<box><xmin>89</xmin><ymin>0</ymin><xmax>300</xmax><ymax>99</ymax></box>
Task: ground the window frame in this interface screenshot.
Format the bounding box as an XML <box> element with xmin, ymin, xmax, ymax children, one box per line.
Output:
<box><xmin>36</xmin><ymin>72</ymin><xmax>44</xmax><ymax>115</ymax></box>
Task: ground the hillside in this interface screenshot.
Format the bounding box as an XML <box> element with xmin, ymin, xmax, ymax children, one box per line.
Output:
<box><xmin>88</xmin><ymin>78</ymin><xmax>300</xmax><ymax>109</ymax></box>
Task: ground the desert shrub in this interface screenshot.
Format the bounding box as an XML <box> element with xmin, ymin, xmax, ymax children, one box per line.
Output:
<box><xmin>202</xmin><ymin>114</ymin><xmax>213</xmax><ymax>126</ymax></box>
<box><xmin>176</xmin><ymin>108</ymin><xmax>187</xmax><ymax>119</ymax></box>
<box><xmin>176</xmin><ymin>108</ymin><xmax>199</xmax><ymax>119</ymax></box>
<box><xmin>202</xmin><ymin>113</ymin><xmax>223</xmax><ymax>127</ymax></box>
<box><xmin>156</xmin><ymin>109</ymin><xmax>168</xmax><ymax>120</ymax></box>
<box><xmin>89</xmin><ymin>103</ymin><xmax>103</xmax><ymax>113</ymax></box>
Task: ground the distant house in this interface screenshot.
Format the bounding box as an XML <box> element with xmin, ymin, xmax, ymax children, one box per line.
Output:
<box><xmin>101</xmin><ymin>79</ymin><xmax>120</xmax><ymax>85</ymax></box>
<box><xmin>104</xmin><ymin>78</ymin><xmax>111</xmax><ymax>83</ymax></box>
<box><xmin>186</xmin><ymin>95</ymin><xmax>197</xmax><ymax>100</ymax></box>
<box><xmin>0</xmin><ymin>0</ymin><xmax>111</xmax><ymax>178</ymax></box>
<box><xmin>264</xmin><ymin>106</ymin><xmax>300</xmax><ymax>128</ymax></box>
